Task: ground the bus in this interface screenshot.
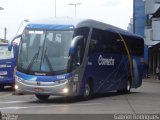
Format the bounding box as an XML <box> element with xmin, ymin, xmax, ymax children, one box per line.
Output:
<box><xmin>0</xmin><ymin>42</ymin><xmax>18</xmax><ymax>90</ymax></box>
<box><xmin>11</xmin><ymin>18</ymin><xmax>144</xmax><ymax>100</ymax></box>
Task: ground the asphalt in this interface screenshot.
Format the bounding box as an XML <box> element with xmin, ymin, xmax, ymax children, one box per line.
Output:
<box><xmin>0</xmin><ymin>77</ymin><xmax>160</xmax><ymax>120</ymax></box>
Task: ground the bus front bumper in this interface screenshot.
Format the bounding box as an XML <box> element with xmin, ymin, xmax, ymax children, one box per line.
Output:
<box><xmin>15</xmin><ymin>78</ymin><xmax>79</xmax><ymax>96</ymax></box>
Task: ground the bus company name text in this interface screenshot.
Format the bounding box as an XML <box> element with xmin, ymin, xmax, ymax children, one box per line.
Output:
<box><xmin>98</xmin><ymin>55</ymin><xmax>115</xmax><ymax>66</ymax></box>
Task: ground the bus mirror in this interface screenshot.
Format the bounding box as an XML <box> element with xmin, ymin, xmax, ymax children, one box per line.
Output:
<box><xmin>69</xmin><ymin>35</ymin><xmax>84</xmax><ymax>55</ymax></box>
<box><xmin>8</xmin><ymin>34</ymin><xmax>22</xmax><ymax>51</ymax></box>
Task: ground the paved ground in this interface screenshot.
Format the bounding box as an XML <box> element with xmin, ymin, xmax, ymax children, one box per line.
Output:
<box><xmin>0</xmin><ymin>78</ymin><xmax>160</xmax><ymax>115</ymax></box>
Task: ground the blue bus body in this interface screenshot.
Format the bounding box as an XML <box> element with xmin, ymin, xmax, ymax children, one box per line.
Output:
<box><xmin>0</xmin><ymin>43</ymin><xmax>18</xmax><ymax>89</ymax></box>
<box><xmin>14</xmin><ymin>18</ymin><xmax>144</xmax><ymax>100</ymax></box>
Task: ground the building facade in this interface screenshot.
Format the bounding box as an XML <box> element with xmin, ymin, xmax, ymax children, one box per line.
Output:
<box><xmin>128</xmin><ymin>0</ymin><xmax>160</xmax><ymax>75</ymax></box>
<box><xmin>133</xmin><ymin>0</ymin><xmax>148</xmax><ymax>76</ymax></box>
<box><xmin>144</xmin><ymin>0</ymin><xmax>160</xmax><ymax>74</ymax></box>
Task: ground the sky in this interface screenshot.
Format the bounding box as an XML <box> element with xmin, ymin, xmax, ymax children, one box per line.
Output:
<box><xmin>0</xmin><ymin>0</ymin><xmax>133</xmax><ymax>40</ymax></box>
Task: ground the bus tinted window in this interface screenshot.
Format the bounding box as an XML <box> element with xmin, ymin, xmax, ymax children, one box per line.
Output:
<box><xmin>89</xmin><ymin>29</ymin><xmax>126</xmax><ymax>55</ymax></box>
<box><xmin>73</xmin><ymin>27</ymin><xmax>89</xmax><ymax>39</ymax></box>
<box><xmin>123</xmin><ymin>35</ymin><xmax>144</xmax><ymax>56</ymax></box>
<box><xmin>89</xmin><ymin>28</ymin><xmax>143</xmax><ymax>56</ymax></box>
<box><xmin>73</xmin><ymin>27</ymin><xmax>89</xmax><ymax>63</ymax></box>
<box><xmin>71</xmin><ymin>27</ymin><xmax>90</xmax><ymax>70</ymax></box>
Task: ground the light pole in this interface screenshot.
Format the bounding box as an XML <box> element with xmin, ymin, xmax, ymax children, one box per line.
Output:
<box><xmin>69</xmin><ymin>3</ymin><xmax>82</xmax><ymax>17</ymax></box>
<box><xmin>55</xmin><ymin>0</ymin><xmax>56</xmax><ymax>17</ymax></box>
<box><xmin>16</xmin><ymin>19</ymin><xmax>29</xmax><ymax>35</ymax></box>
<box><xmin>0</xmin><ymin>7</ymin><xmax>5</xmax><ymax>39</ymax></box>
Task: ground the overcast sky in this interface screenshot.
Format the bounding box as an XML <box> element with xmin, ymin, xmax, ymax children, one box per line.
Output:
<box><xmin>0</xmin><ymin>0</ymin><xmax>133</xmax><ymax>40</ymax></box>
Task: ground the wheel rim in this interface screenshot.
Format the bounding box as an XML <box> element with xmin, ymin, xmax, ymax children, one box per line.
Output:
<box><xmin>84</xmin><ymin>84</ymin><xmax>90</xmax><ymax>97</ymax></box>
<box><xmin>127</xmin><ymin>81</ymin><xmax>130</xmax><ymax>91</ymax></box>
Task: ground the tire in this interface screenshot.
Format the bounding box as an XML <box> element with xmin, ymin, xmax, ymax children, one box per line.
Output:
<box><xmin>11</xmin><ymin>84</ymin><xmax>15</xmax><ymax>91</ymax></box>
<box><xmin>83</xmin><ymin>83</ymin><xmax>92</xmax><ymax>100</ymax></box>
<box><xmin>123</xmin><ymin>80</ymin><xmax>131</xmax><ymax>93</ymax></box>
<box><xmin>35</xmin><ymin>94</ymin><xmax>50</xmax><ymax>101</ymax></box>
<box><xmin>117</xmin><ymin>80</ymin><xmax>131</xmax><ymax>94</ymax></box>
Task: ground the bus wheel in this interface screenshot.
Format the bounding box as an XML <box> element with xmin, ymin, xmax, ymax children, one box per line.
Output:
<box><xmin>117</xmin><ymin>80</ymin><xmax>131</xmax><ymax>94</ymax></box>
<box><xmin>83</xmin><ymin>83</ymin><xmax>91</xmax><ymax>100</ymax></box>
<box><xmin>124</xmin><ymin>80</ymin><xmax>131</xmax><ymax>93</ymax></box>
<box><xmin>35</xmin><ymin>94</ymin><xmax>50</xmax><ymax>101</ymax></box>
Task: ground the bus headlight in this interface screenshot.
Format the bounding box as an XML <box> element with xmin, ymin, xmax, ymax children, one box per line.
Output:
<box><xmin>62</xmin><ymin>88</ymin><xmax>69</xmax><ymax>94</ymax></box>
<box><xmin>14</xmin><ymin>84</ymin><xmax>19</xmax><ymax>90</ymax></box>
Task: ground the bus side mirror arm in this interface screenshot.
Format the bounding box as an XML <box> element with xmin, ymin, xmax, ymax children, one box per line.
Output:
<box><xmin>69</xmin><ymin>35</ymin><xmax>84</xmax><ymax>55</ymax></box>
<box><xmin>8</xmin><ymin>34</ymin><xmax>22</xmax><ymax>51</ymax></box>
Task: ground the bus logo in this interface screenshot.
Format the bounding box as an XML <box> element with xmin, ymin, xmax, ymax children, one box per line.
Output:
<box><xmin>98</xmin><ymin>55</ymin><xmax>115</xmax><ymax>66</ymax></box>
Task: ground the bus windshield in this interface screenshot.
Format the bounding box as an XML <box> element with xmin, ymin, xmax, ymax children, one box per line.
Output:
<box><xmin>0</xmin><ymin>45</ymin><xmax>14</xmax><ymax>60</ymax></box>
<box><xmin>17</xmin><ymin>29</ymin><xmax>74</xmax><ymax>75</ymax></box>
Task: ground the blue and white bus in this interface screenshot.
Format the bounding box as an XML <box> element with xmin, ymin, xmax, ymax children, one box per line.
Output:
<box><xmin>0</xmin><ymin>42</ymin><xmax>18</xmax><ymax>90</ymax></box>
<box><xmin>12</xmin><ymin>18</ymin><xmax>144</xmax><ymax>100</ymax></box>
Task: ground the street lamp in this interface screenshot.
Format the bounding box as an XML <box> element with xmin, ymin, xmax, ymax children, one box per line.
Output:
<box><xmin>16</xmin><ymin>19</ymin><xmax>29</xmax><ymax>35</ymax></box>
<box><xmin>0</xmin><ymin>7</ymin><xmax>5</xmax><ymax>39</ymax></box>
<box><xmin>55</xmin><ymin>0</ymin><xmax>56</xmax><ymax>17</ymax></box>
<box><xmin>69</xmin><ymin>3</ymin><xmax>82</xmax><ymax>17</ymax></box>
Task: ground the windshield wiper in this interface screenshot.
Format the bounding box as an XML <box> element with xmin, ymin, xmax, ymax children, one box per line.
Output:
<box><xmin>42</xmin><ymin>47</ymin><xmax>54</xmax><ymax>74</ymax></box>
<box><xmin>26</xmin><ymin>46</ymin><xmax>41</xmax><ymax>71</ymax></box>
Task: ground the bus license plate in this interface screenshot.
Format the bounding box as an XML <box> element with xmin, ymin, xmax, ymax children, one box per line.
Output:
<box><xmin>34</xmin><ymin>88</ymin><xmax>44</xmax><ymax>92</ymax></box>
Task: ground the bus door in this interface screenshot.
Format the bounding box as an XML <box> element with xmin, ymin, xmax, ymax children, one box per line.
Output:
<box><xmin>69</xmin><ymin>27</ymin><xmax>90</xmax><ymax>94</ymax></box>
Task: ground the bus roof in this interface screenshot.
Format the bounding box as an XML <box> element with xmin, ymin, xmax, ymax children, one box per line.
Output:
<box><xmin>26</xmin><ymin>17</ymin><xmax>143</xmax><ymax>39</ymax></box>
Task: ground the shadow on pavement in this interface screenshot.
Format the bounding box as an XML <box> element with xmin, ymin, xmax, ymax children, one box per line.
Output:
<box><xmin>29</xmin><ymin>91</ymin><xmax>138</xmax><ymax>104</ymax></box>
<box><xmin>0</xmin><ymin>86</ymin><xmax>14</xmax><ymax>92</ymax></box>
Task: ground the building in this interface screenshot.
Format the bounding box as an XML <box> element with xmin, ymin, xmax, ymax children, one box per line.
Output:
<box><xmin>133</xmin><ymin>0</ymin><xmax>146</xmax><ymax>37</ymax></box>
<box><xmin>127</xmin><ymin>18</ymin><xmax>134</xmax><ymax>33</ymax></box>
<box><xmin>144</xmin><ymin>0</ymin><xmax>160</xmax><ymax>74</ymax></box>
<box><xmin>132</xmin><ymin>0</ymin><xmax>148</xmax><ymax>77</ymax></box>
<box><xmin>129</xmin><ymin>0</ymin><xmax>160</xmax><ymax>75</ymax></box>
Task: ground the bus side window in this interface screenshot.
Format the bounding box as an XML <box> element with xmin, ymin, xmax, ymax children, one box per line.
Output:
<box><xmin>89</xmin><ymin>39</ymin><xmax>97</xmax><ymax>54</ymax></box>
<box><xmin>125</xmin><ymin>36</ymin><xmax>144</xmax><ymax>56</ymax></box>
<box><xmin>72</xmin><ymin>37</ymin><xmax>85</xmax><ymax>69</ymax></box>
<box><xmin>102</xmin><ymin>31</ymin><xmax>111</xmax><ymax>53</ymax></box>
<box><xmin>89</xmin><ymin>28</ymin><xmax>103</xmax><ymax>55</ymax></box>
<box><xmin>73</xmin><ymin>27</ymin><xmax>90</xmax><ymax>62</ymax></box>
<box><xmin>105</xmin><ymin>32</ymin><xmax>126</xmax><ymax>55</ymax></box>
